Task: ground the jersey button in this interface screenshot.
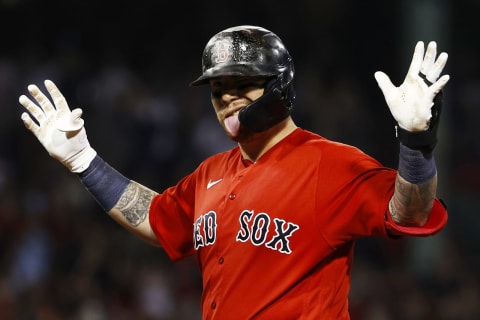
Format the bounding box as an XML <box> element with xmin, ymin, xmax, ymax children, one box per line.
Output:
<box><xmin>211</xmin><ymin>302</ymin><xmax>217</xmax><ymax>309</ymax></box>
<box><xmin>229</xmin><ymin>193</ymin><xmax>236</xmax><ymax>200</ymax></box>
<box><xmin>219</xmin><ymin>257</ymin><xmax>224</xmax><ymax>264</ymax></box>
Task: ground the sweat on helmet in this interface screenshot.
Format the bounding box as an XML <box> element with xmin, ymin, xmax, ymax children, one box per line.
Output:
<box><xmin>190</xmin><ymin>25</ymin><xmax>296</xmax><ymax>132</ymax></box>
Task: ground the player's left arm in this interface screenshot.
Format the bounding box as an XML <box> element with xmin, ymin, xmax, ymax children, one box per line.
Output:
<box><xmin>374</xmin><ymin>41</ymin><xmax>450</xmax><ymax>226</ymax></box>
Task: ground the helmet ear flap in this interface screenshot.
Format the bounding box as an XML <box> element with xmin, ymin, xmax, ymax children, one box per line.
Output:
<box><xmin>238</xmin><ymin>82</ymin><xmax>288</xmax><ymax>132</ymax></box>
<box><xmin>238</xmin><ymin>74</ymin><xmax>294</xmax><ymax>132</ymax></box>
<box><xmin>264</xmin><ymin>76</ymin><xmax>281</xmax><ymax>92</ymax></box>
<box><xmin>266</xmin><ymin>63</ymin><xmax>295</xmax><ymax>111</ymax></box>
<box><xmin>283</xmin><ymin>83</ymin><xmax>296</xmax><ymax>111</ymax></box>
<box><xmin>265</xmin><ymin>73</ymin><xmax>295</xmax><ymax>108</ymax></box>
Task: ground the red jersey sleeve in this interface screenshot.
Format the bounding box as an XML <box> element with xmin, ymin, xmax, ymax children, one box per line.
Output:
<box><xmin>385</xmin><ymin>197</ymin><xmax>448</xmax><ymax>237</ymax></box>
<box><xmin>149</xmin><ymin>173</ymin><xmax>197</xmax><ymax>261</ymax></box>
<box><xmin>315</xmin><ymin>139</ymin><xmax>448</xmax><ymax>245</ymax></box>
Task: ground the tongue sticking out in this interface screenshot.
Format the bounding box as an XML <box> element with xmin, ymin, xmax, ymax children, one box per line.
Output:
<box><xmin>225</xmin><ymin>113</ymin><xmax>241</xmax><ymax>136</ymax></box>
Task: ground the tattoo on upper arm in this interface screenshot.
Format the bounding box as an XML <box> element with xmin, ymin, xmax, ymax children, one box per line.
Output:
<box><xmin>115</xmin><ymin>182</ymin><xmax>156</xmax><ymax>226</ymax></box>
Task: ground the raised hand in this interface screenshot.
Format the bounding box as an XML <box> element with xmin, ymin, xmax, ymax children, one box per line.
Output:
<box><xmin>19</xmin><ymin>80</ymin><xmax>96</xmax><ymax>173</ymax></box>
<box><xmin>374</xmin><ymin>41</ymin><xmax>450</xmax><ymax>132</ymax></box>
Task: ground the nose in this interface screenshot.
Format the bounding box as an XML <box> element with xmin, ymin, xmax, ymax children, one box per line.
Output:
<box><xmin>212</xmin><ymin>86</ymin><xmax>239</xmax><ymax>102</ymax></box>
<box><xmin>221</xmin><ymin>88</ymin><xmax>240</xmax><ymax>101</ymax></box>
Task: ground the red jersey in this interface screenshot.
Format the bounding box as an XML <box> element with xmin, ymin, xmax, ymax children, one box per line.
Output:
<box><xmin>149</xmin><ymin>128</ymin><xmax>447</xmax><ymax>319</ymax></box>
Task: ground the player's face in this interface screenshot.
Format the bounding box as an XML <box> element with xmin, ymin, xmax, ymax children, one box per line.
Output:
<box><xmin>210</xmin><ymin>76</ymin><xmax>267</xmax><ymax>142</ymax></box>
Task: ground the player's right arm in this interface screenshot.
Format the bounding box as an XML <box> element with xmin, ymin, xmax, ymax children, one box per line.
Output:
<box><xmin>19</xmin><ymin>79</ymin><xmax>160</xmax><ymax>246</ymax></box>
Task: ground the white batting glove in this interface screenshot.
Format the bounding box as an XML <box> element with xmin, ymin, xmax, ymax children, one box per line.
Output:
<box><xmin>19</xmin><ymin>80</ymin><xmax>97</xmax><ymax>173</ymax></box>
<box><xmin>374</xmin><ymin>41</ymin><xmax>450</xmax><ymax>132</ymax></box>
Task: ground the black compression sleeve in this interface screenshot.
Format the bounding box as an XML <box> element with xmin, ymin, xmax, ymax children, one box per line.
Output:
<box><xmin>397</xmin><ymin>143</ymin><xmax>437</xmax><ymax>184</ymax></box>
<box><xmin>77</xmin><ymin>155</ymin><xmax>130</xmax><ymax>211</ymax></box>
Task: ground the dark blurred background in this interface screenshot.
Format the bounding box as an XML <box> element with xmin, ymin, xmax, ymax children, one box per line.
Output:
<box><xmin>1</xmin><ymin>0</ymin><xmax>479</xmax><ymax>319</ymax></box>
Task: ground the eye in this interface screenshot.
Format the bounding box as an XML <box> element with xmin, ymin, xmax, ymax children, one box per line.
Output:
<box><xmin>210</xmin><ymin>81</ymin><xmax>222</xmax><ymax>98</ymax></box>
<box><xmin>211</xmin><ymin>88</ymin><xmax>222</xmax><ymax>99</ymax></box>
<box><xmin>238</xmin><ymin>80</ymin><xmax>265</xmax><ymax>90</ymax></box>
<box><xmin>209</xmin><ymin>78</ymin><xmax>267</xmax><ymax>99</ymax></box>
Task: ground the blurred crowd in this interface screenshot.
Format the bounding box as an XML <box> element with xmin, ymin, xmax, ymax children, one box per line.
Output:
<box><xmin>1</xmin><ymin>0</ymin><xmax>480</xmax><ymax>319</ymax></box>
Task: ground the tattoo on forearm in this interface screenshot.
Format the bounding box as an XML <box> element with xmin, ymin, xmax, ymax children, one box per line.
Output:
<box><xmin>115</xmin><ymin>182</ymin><xmax>155</xmax><ymax>226</ymax></box>
<box><xmin>389</xmin><ymin>198</ymin><xmax>399</xmax><ymax>220</ymax></box>
<box><xmin>395</xmin><ymin>178</ymin><xmax>413</xmax><ymax>206</ymax></box>
<box><xmin>390</xmin><ymin>175</ymin><xmax>437</xmax><ymax>225</ymax></box>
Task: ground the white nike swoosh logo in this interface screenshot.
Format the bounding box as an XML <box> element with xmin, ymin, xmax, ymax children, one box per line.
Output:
<box><xmin>207</xmin><ymin>178</ymin><xmax>223</xmax><ymax>190</ymax></box>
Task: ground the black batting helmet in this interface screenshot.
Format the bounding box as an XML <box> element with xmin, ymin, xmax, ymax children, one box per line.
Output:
<box><xmin>190</xmin><ymin>25</ymin><xmax>296</xmax><ymax>132</ymax></box>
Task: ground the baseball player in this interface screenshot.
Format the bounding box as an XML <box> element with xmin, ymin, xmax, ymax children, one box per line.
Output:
<box><xmin>19</xmin><ymin>25</ymin><xmax>449</xmax><ymax>319</ymax></box>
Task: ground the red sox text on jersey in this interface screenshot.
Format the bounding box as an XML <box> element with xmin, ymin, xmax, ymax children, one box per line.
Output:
<box><xmin>194</xmin><ymin>210</ymin><xmax>300</xmax><ymax>254</ymax></box>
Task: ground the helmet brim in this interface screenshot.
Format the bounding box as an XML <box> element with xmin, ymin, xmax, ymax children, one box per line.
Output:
<box><xmin>190</xmin><ymin>64</ymin><xmax>277</xmax><ymax>87</ymax></box>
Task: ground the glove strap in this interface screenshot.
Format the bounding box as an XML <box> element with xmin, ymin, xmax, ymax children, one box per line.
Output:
<box><xmin>396</xmin><ymin>73</ymin><xmax>443</xmax><ymax>154</ymax></box>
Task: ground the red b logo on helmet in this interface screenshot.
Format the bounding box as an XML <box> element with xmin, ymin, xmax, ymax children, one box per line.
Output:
<box><xmin>214</xmin><ymin>40</ymin><xmax>230</xmax><ymax>64</ymax></box>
